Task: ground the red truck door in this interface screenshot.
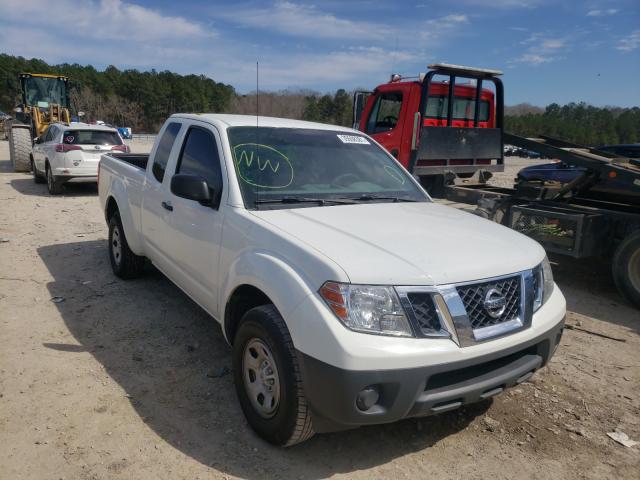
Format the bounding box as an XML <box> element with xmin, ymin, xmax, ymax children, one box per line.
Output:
<box><xmin>359</xmin><ymin>84</ymin><xmax>417</xmax><ymax>168</ymax></box>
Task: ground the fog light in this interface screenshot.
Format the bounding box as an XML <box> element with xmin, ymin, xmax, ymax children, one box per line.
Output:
<box><xmin>356</xmin><ymin>386</ymin><xmax>380</xmax><ymax>411</ymax></box>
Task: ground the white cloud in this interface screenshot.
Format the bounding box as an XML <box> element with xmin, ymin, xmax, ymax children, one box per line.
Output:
<box><xmin>616</xmin><ymin>30</ymin><xmax>640</xmax><ymax>52</ymax></box>
<box><xmin>0</xmin><ymin>0</ymin><xmax>214</xmax><ymax>41</ymax></box>
<box><xmin>586</xmin><ymin>8</ymin><xmax>618</xmax><ymax>17</ymax></box>
<box><xmin>234</xmin><ymin>47</ymin><xmax>416</xmax><ymax>88</ymax></box>
<box><xmin>459</xmin><ymin>0</ymin><xmax>543</xmax><ymax>8</ymax></box>
<box><xmin>513</xmin><ymin>33</ymin><xmax>567</xmax><ymax>65</ymax></box>
<box><xmin>421</xmin><ymin>14</ymin><xmax>469</xmax><ymax>45</ymax></box>
<box><xmin>517</xmin><ymin>53</ymin><xmax>552</xmax><ymax>65</ymax></box>
<box><xmin>220</xmin><ymin>1</ymin><xmax>389</xmax><ymax>40</ymax></box>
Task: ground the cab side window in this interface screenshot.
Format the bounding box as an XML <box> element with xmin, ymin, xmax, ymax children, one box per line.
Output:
<box><xmin>152</xmin><ymin>122</ymin><xmax>181</xmax><ymax>183</ymax></box>
<box><xmin>176</xmin><ymin>127</ymin><xmax>223</xmax><ymax>205</ymax></box>
<box><xmin>365</xmin><ymin>92</ymin><xmax>403</xmax><ymax>134</ymax></box>
<box><xmin>41</xmin><ymin>127</ymin><xmax>53</xmax><ymax>143</ymax></box>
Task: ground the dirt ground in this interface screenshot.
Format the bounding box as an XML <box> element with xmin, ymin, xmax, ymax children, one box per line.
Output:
<box><xmin>0</xmin><ymin>139</ymin><xmax>638</xmax><ymax>480</ymax></box>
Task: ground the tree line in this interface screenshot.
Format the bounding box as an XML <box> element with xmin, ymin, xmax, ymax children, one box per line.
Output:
<box><xmin>505</xmin><ymin>103</ymin><xmax>640</xmax><ymax>146</ymax></box>
<box><xmin>1</xmin><ymin>54</ymin><xmax>638</xmax><ymax>145</ymax></box>
<box><xmin>0</xmin><ymin>54</ymin><xmax>235</xmax><ymax>132</ymax></box>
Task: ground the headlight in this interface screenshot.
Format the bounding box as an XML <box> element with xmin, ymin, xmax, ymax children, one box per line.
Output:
<box><xmin>534</xmin><ymin>255</ymin><xmax>555</xmax><ymax>311</ymax></box>
<box><xmin>319</xmin><ymin>282</ymin><xmax>413</xmax><ymax>337</ymax></box>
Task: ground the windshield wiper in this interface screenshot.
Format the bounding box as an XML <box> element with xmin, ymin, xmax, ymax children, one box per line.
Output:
<box><xmin>348</xmin><ymin>194</ymin><xmax>418</xmax><ymax>203</ymax></box>
<box><xmin>254</xmin><ymin>196</ymin><xmax>356</xmax><ymax>206</ymax></box>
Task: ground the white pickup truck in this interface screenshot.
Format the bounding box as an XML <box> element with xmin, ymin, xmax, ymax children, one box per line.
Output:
<box><xmin>98</xmin><ymin>114</ymin><xmax>566</xmax><ymax>446</ymax></box>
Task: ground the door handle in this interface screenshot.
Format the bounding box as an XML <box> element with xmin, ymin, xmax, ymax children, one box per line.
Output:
<box><xmin>161</xmin><ymin>201</ymin><xmax>173</xmax><ymax>212</ymax></box>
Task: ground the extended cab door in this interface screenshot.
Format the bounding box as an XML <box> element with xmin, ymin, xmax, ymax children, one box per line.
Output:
<box><xmin>144</xmin><ymin>121</ymin><xmax>226</xmax><ymax>314</ymax></box>
<box><xmin>141</xmin><ymin>121</ymin><xmax>184</xmax><ymax>274</ymax></box>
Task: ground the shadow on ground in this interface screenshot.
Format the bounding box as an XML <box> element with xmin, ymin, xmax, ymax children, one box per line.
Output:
<box><xmin>10</xmin><ymin>177</ymin><xmax>98</xmax><ymax>197</ymax></box>
<box><xmin>38</xmin><ymin>240</ymin><xmax>490</xmax><ymax>479</ymax></box>
<box><xmin>549</xmin><ymin>253</ymin><xmax>639</xmax><ymax>333</ymax></box>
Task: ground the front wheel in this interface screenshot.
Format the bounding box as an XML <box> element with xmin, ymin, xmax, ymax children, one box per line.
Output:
<box><xmin>612</xmin><ymin>231</ymin><xmax>640</xmax><ymax>308</ymax></box>
<box><xmin>233</xmin><ymin>305</ymin><xmax>314</xmax><ymax>446</ymax></box>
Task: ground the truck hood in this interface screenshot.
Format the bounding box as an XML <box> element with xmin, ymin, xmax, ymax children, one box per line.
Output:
<box><xmin>250</xmin><ymin>202</ymin><xmax>545</xmax><ymax>286</ymax></box>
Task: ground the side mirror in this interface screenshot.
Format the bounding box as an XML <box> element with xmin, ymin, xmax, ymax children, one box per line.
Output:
<box><xmin>171</xmin><ymin>174</ymin><xmax>212</xmax><ymax>204</ymax></box>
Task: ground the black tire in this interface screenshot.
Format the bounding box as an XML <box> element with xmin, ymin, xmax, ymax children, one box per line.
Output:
<box><xmin>612</xmin><ymin>231</ymin><xmax>640</xmax><ymax>308</ymax></box>
<box><xmin>233</xmin><ymin>305</ymin><xmax>314</xmax><ymax>446</ymax></box>
<box><xmin>32</xmin><ymin>157</ymin><xmax>45</xmax><ymax>184</ymax></box>
<box><xmin>419</xmin><ymin>174</ymin><xmax>447</xmax><ymax>198</ymax></box>
<box><xmin>46</xmin><ymin>164</ymin><xmax>64</xmax><ymax>195</ymax></box>
<box><xmin>9</xmin><ymin>126</ymin><xmax>31</xmax><ymax>172</ymax></box>
<box><xmin>108</xmin><ymin>212</ymin><xmax>145</xmax><ymax>279</ymax></box>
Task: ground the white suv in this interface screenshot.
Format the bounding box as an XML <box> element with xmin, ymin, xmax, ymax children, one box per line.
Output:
<box><xmin>31</xmin><ymin>122</ymin><xmax>128</xmax><ymax>194</ymax></box>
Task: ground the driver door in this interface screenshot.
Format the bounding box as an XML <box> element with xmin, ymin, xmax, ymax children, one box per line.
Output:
<box><xmin>363</xmin><ymin>89</ymin><xmax>408</xmax><ymax>160</ymax></box>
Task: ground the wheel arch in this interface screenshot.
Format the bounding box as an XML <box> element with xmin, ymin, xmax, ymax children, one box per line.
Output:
<box><xmin>221</xmin><ymin>251</ymin><xmax>319</xmax><ymax>346</ymax></box>
<box><xmin>224</xmin><ymin>284</ymin><xmax>274</xmax><ymax>344</ymax></box>
<box><xmin>103</xmin><ymin>180</ymin><xmax>144</xmax><ymax>255</ymax></box>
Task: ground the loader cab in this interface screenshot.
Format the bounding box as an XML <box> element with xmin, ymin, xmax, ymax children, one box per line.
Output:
<box><xmin>15</xmin><ymin>73</ymin><xmax>71</xmax><ymax>137</ymax></box>
<box><xmin>19</xmin><ymin>73</ymin><xmax>69</xmax><ymax>109</ymax></box>
<box><xmin>354</xmin><ymin>63</ymin><xmax>505</xmax><ymax>193</ymax></box>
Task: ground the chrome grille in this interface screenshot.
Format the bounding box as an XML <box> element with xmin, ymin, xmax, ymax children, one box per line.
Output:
<box><xmin>406</xmin><ymin>292</ymin><xmax>440</xmax><ymax>334</ymax></box>
<box><xmin>456</xmin><ymin>275</ymin><xmax>521</xmax><ymax>329</ymax></box>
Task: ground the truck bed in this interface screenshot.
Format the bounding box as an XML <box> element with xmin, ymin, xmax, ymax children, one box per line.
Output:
<box><xmin>108</xmin><ymin>153</ymin><xmax>149</xmax><ymax>170</ymax></box>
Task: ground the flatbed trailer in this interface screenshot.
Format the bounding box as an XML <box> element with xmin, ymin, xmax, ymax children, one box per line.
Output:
<box><xmin>442</xmin><ymin>134</ymin><xmax>640</xmax><ymax>308</ymax></box>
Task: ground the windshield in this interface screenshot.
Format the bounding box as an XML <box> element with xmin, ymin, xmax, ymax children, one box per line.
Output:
<box><xmin>63</xmin><ymin>130</ymin><xmax>122</xmax><ymax>145</ymax></box>
<box><xmin>227</xmin><ymin>127</ymin><xmax>428</xmax><ymax>209</ymax></box>
<box><xmin>23</xmin><ymin>77</ymin><xmax>68</xmax><ymax>108</ymax></box>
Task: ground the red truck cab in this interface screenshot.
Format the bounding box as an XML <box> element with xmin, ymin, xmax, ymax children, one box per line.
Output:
<box><xmin>354</xmin><ymin>64</ymin><xmax>505</xmax><ymax>192</ymax></box>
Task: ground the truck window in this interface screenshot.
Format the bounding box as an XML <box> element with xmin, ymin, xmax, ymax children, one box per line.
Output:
<box><xmin>152</xmin><ymin>122</ymin><xmax>182</xmax><ymax>183</ymax></box>
<box><xmin>176</xmin><ymin>127</ymin><xmax>223</xmax><ymax>196</ymax></box>
<box><xmin>425</xmin><ymin>96</ymin><xmax>490</xmax><ymax>122</ymax></box>
<box><xmin>365</xmin><ymin>92</ymin><xmax>402</xmax><ymax>134</ymax></box>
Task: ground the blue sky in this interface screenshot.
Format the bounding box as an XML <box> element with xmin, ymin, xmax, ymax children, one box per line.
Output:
<box><xmin>0</xmin><ymin>0</ymin><xmax>638</xmax><ymax>106</ymax></box>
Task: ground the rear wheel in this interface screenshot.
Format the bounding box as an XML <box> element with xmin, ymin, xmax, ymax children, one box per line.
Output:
<box><xmin>46</xmin><ymin>164</ymin><xmax>63</xmax><ymax>194</ymax></box>
<box><xmin>419</xmin><ymin>174</ymin><xmax>447</xmax><ymax>198</ymax></box>
<box><xmin>8</xmin><ymin>126</ymin><xmax>31</xmax><ymax>172</ymax></box>
<box><xmin>612</xmin><ymin>231</ymin><xmax>640</xmax><ymax>308</ymax></box>
<box><xmin>32</xmin><ymin>157</ymin><xmax>45</xmax><ymax>184</ymax></box>
<box><xmin>108</xmin><ymin>212</ymin><xmax>145</xmax><ymax>279</ymax></box>
<box><xmin>233</xmin><ymin>305</ymin><xmax>314</xmax><ymax>446</ymax></box>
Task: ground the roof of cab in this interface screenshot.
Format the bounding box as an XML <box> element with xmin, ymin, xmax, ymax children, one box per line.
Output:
<box><xmin>169</xmin><ymin>113</ymin><xmax>357</xmax><ymax>132</ymax></box>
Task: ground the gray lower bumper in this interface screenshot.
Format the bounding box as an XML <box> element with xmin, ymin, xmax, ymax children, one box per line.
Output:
<box><xmin>297</xmin><ymin>317</ymin><xmax>564</xmax><ymax>433</ymax></box>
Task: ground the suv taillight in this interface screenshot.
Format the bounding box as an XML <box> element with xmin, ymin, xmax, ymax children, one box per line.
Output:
<box><xmin>55</xmin><ymin>144</ymin><xmax>82</xmax><ymax>152</ymax></box>
<box><xmin>111</xmin><ymin>144</ymin><xmax>130</xmax><ymax>153</ymax></box>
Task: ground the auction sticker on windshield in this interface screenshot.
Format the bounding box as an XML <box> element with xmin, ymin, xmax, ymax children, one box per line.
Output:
<box><xmin>337</xmin><ymin>134</ymin><xmax>370</xmax><ymax>145</ymax></box>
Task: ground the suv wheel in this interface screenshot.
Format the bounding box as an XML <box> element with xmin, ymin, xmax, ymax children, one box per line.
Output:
<box><xmin>32</xmin><ymin>158</ymin><xmax>45</xmax><ymax>184</ymax></box>
<box><xmin>46</xmin><ymin>165</ymin><xmax>63</xmax><ymax>194</ymax></box>
<box><xmin>233</xmin><ymin>305</ymin><xmax>314</xmax><ymax>446</ymax></box>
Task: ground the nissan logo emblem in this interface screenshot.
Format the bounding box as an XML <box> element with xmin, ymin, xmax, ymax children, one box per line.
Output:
<box><xmin>484</xmin><ymin>288</ymin><xmax>507</xmax><ymax>318</ymax></box>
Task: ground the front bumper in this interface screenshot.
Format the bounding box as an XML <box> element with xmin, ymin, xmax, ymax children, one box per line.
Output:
<box><xmin>297</xmin><ymin>316</ymin><xmax>564</xmax><ymax>433</ymax></box>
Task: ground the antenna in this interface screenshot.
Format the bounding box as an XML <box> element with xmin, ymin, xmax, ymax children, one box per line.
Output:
<box><xmin>390</xmin><ymin>36</ymin><xmax>398</xmax><ymax>75</ymax></box>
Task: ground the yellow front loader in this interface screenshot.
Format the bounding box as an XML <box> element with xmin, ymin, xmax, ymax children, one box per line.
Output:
<box><xmin>5</xmin><ymin>73</ymin><xmax>71</xmax><ymax>172</ymax></box>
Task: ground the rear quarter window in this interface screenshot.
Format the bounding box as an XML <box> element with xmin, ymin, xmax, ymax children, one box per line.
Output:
<box><xmin>152</xmin><ymin>122</ymin><xmax>182</xmax><ymax>183</ymax></box>
<box><xmin>63</xmin><ymin>130</ymin><xmax>122</xmax><ymax>145</ymax></box>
